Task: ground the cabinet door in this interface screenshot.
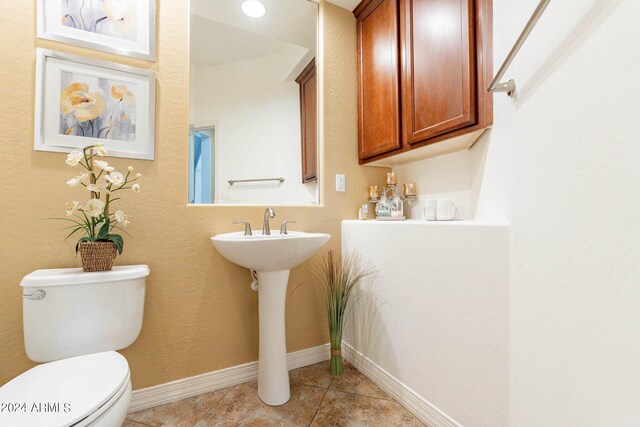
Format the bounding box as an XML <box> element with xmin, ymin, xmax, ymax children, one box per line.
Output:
<box><xmin>401</xmin><ymin>0</ymin><xmax>477</xmax><ymax>144</ymax></box>
<box><xmin>296</xmin><ymin>59</ymin><xmax>317</xmax><ymax>183</ymax></box>
<box><xmin>357</xmin><ymin>0</ymin><xmax>402</xmax><ymax>160</ymax></box>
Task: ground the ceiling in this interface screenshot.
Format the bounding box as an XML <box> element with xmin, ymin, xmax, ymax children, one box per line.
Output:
<box><xmin>190</xmin><ymin>0</ymin><xmax>362</xmax><ymax>70</ymax></box>
<box><xmin>191</xmin><ymin>16</ymin><xmax>289</xmax><ymax>67</ymax></box>
<box><xmin>324</xmin><ymin>0</ymin><xmax>360</xmax><ymax>11</ymax></box>
<box><xmin>191</xmin><ymin>0</ymin><xmax>317</xmax><ymax>69</ymax></box>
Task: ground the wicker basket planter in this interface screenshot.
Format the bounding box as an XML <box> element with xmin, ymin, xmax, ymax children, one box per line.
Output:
<box><xmin>78</xmin><ymin>241</ymin><xmax>117</xmax><ymax>272</ymax></box>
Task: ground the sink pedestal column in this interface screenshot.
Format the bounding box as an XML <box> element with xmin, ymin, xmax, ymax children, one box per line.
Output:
<box><xmin>256</xmin><ymin>270</ymin><xmax>291</xmax><ymax>406</ymax></box>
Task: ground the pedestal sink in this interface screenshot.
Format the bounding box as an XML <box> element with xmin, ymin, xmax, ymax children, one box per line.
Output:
<box><xmin>211</xmin><ymin>230</ymin><xmax>330</xmax><ymax>405</ymax></box>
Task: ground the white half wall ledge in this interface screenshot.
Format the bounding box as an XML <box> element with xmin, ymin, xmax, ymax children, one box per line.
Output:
<box><xmin>129</xmin><ymin>343</ymin><xmax>330</xmax><ymax>413</ymax></box>
<box><xmin>342</xmin><ymin>219</ymin><xmax>510</xmax><ymax>227</ymax></box>
<box><xmin>342</xmin><ymin>219</ymin><xmax>510</xmax><ymax>426</ymax></box>
<box><xmin>343</xmin><ymin>342</ymin><xmax>461</xmax><ymax>427</ymax></box>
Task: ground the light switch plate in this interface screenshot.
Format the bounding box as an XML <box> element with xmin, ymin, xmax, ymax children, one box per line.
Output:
<box><xmin>336</xmin><ymin>174</ymin><xmax>346</xmax><ymax>192</ymax></box>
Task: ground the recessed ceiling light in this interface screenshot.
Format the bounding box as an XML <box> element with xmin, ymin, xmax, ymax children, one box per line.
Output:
<box><xmin>242</xmin><ymin>0</ymin><xmax>266</xmax><ymax>18</ymax></box>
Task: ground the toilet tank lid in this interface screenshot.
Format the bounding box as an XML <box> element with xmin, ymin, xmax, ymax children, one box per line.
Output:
<box><xmin>20</xmin><ymin>264</ymin><xmax>150</xmax><ymax>288</ymax></box>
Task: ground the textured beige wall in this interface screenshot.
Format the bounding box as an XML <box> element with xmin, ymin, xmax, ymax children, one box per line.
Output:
<box><xmin>0</xmin><ymin>1</ymin><xmax>387</xmax><ymax>388</ymax></box>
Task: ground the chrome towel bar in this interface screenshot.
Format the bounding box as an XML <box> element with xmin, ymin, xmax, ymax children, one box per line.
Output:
<box><xmin>488</xmin><ymin>0</ymin><xmax>552</xmax><ymax>96</ymax></box>
<box><xmin>228</xmin><ymin>177</ymin><xmax>285</xmax><ymax>186</ymax></box>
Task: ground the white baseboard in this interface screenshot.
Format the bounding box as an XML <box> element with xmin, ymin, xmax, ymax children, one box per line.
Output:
<box><xmin>342</xmin><ymin>342</ymin><xmax>461</xmax><ymax>427</ymax></box>
<box><xmin>129</xmin><ymin>343</ymin><xmax>330</xmax><ymax>413</ymax></box>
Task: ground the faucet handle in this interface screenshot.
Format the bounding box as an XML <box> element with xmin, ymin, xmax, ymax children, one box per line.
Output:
<box><xmin>279</xmin><ymin>220</ymin><xmax>296</xmax><ymax>235</ymax></box>
<box><xmin>233</xmin><ymin>221</ymin><xmax>253</xmax><ymax>236</ymax></box>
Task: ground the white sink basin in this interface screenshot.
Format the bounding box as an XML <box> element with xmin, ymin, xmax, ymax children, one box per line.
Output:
<box><xmin>211</xmin><ymin>231</ymin><xmax>330</xmax><ymax>272</ymax></box>
<box><xmin>211</xmin><ymin>229</ymin><xmax>330</xmax><ymax>406</ymax></box>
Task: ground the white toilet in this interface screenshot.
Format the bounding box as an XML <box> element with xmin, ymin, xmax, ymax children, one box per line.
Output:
<box><xmin>0</xmin><ymin>265</ymin><xmax>149</xmax><ymax>427</ymax></box>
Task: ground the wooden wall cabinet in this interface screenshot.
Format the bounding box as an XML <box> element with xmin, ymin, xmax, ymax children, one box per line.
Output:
<box><xmin>296</xmin><ymin>58</ymin><xmax>318</xmax><ymax>183</ymax></box>
<box><xmin>356</xmin><ymin>0</ymin><xmax>402</xmax><ymax>159</ymax></box>
<box><xmin>354</xmin><ymin>0</ymin><xmax>493</xmax><ymax>165</ymax></box>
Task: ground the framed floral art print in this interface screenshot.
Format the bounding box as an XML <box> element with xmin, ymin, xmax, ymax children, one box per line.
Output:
<box><xmin>37</xmin><ymin>0</ymin><xmax>156</xmax><ymax>61</ymax></box>
<box><xmin>35</xmin><ymin>49</ymin><xmax>156</xmax><ymax>160</ymax></box>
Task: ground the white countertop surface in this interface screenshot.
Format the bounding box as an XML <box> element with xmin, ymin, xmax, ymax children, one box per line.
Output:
<box><xmin>342</xmin><ymin>219</ymin><xmax>510</xmax><ymax>227</ymax></box>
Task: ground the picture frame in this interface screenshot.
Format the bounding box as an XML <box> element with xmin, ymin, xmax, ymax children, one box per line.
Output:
<box><xmin>35</xmin><ymin>49</ymin><xmax>156</xmax><ymax>160</ymax></box>
<box><xmin>37</xmin><ymin>0</ymin><xmax>156</xmax><ymax>61</ymax></box>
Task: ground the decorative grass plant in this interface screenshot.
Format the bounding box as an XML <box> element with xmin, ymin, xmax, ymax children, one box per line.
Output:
<box><xmin>312</xmin><ymin>250</ymin><xmax>375</xmax><ymax>375</ymax></box>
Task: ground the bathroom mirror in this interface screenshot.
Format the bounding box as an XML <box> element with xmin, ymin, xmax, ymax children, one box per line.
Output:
<box><xmin>189</xmin><ymin>0</ymin><xmax>319</xmax><ymax>205</ymax></box>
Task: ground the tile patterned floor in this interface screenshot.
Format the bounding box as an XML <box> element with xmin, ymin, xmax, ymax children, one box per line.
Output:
<box><xmin>124</xmin><ymin>361</ymin><xmax>424</xmax><ymax>426</ymax></box>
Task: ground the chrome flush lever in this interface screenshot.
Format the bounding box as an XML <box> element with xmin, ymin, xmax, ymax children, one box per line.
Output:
<box><xmin>23</xmin><ymin>290</ymin><xmax>46</xmax><ymax>300</ymax></box>
<box><xmin>233</xmin><ymin>221</ymin><xmax>253</xmax><ymax>236</ymax></box>
<box><xmin>280</xmin><ymin>220</ymin><xmax>296</xmax><ymax>235</ymax></box>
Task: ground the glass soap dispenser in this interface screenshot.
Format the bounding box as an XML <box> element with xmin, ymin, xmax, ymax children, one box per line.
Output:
<box><xmin>388</xmin><ymin>185</ymin><xmax>404</xmax><ymax>218</ymax></box>
<box><xmin>375</xmin><ymin>189</ymin><xmax>391</xmax><ymax>219</ymax></box>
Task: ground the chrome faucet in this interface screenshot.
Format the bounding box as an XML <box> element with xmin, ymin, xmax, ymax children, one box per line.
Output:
<box><xmin>280</xmin><ymin>220</ymin><xmax>296</xmax><ymax>235</ymax></box>
<box><xmin>233</xmin><ymin>221</ymin><xmax>253</xmax><ymax>236</ymax></box>
<box><xmin>262</xmin><ymin>208</ymin><xmax>275</xmax><ymax>235</ymax></box>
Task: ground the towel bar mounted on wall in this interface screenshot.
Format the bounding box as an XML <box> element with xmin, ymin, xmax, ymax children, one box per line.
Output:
<box><xmin>228</xmin><ymin>177</ymin><xmax>285</xmax><ymax>186</ymax></box>
<box><xmin>488</xmin><ymin>0</ymin><xmax>552</xmax><ymax>96</ymax></box>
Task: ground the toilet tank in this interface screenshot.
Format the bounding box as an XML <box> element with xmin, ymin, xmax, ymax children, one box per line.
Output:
<box><xmin>20</xmin><ymin>265</ymin><xmax>149</xmax><ymax>362</ymax></box>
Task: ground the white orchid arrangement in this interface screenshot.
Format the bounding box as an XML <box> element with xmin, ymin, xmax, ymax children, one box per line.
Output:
<box><xmin>58</xmin><ymin>144</ymin><xmax>141</xmax><ymax>255</ymax></box>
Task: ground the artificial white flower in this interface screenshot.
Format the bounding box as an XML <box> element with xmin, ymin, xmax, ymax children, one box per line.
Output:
<box><xmin>65</xmin><ymin>201</ymin><xmax>79</xmax><ymax>217</ymax></box>
<box><xmin>131</xmin><ymin>183</ymin><xmax>141</xmax><ymax>193</ymax></box>
<box><xmin>65</xmin><ymin>151</ymin><xmax>83</xmax><ymax>166</ymax></box>
<box><xmin>87</xmin><ymin>183</ymin><xmax>110</xmax><ymax>194</ymax></box>
<box><xmin>93</xmin><ymin>160</ymin><xmax>114</xmax><ymax>172</ymax></box>
<box><xmin>114</xmin><ymin>210</ymin><xmax>130</xmax><ymax>226</ymax></box>
<box><xmin>83</xmin><ymin>199</ymin><xmax>105</xmax><ymax>218</ymax></box>
<box><xmin>136</xmin><ymin>173</ymin><xmax>142</xmax><ymax>178</ymax></box>
<box><xmin>127</xmin><ymin>166</ymin><xmax>134</xmax><ymax>172</ymax></box>
<box><xmin>66</xmin><ymin>173</ymin><xmax>88</xmax><ymax>187</ymax></box>
<box><xmin>105</xmin><ymin>172</ymin><xmax>125</xmax><ymax>186</ymax></box>
<box><xmin>95</xmin><ymin>144</ymin><xmax>107</xmax><ymax>156</ymax></box>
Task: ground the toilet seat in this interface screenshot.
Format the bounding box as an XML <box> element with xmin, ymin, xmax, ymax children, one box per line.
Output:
<box><xmin>0</xmin><ymin>351</ymin><xmax>130</xmax><ymax>427</ymax></box>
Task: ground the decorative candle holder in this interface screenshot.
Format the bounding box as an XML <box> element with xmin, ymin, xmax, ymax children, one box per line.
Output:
<box><xmin>386</xmin><ymin>172</ymin><xmax>397</xmax><ymax>185</ymax></box>
<box><xmin>368</xmin><ymin>185</ymin><xmax>379</xmax><ymax>202</ymax></box>
<box><xmin>403</xmin><ymin>182</ymin><xmax>417</xmax><ymax>199</ymax></box>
